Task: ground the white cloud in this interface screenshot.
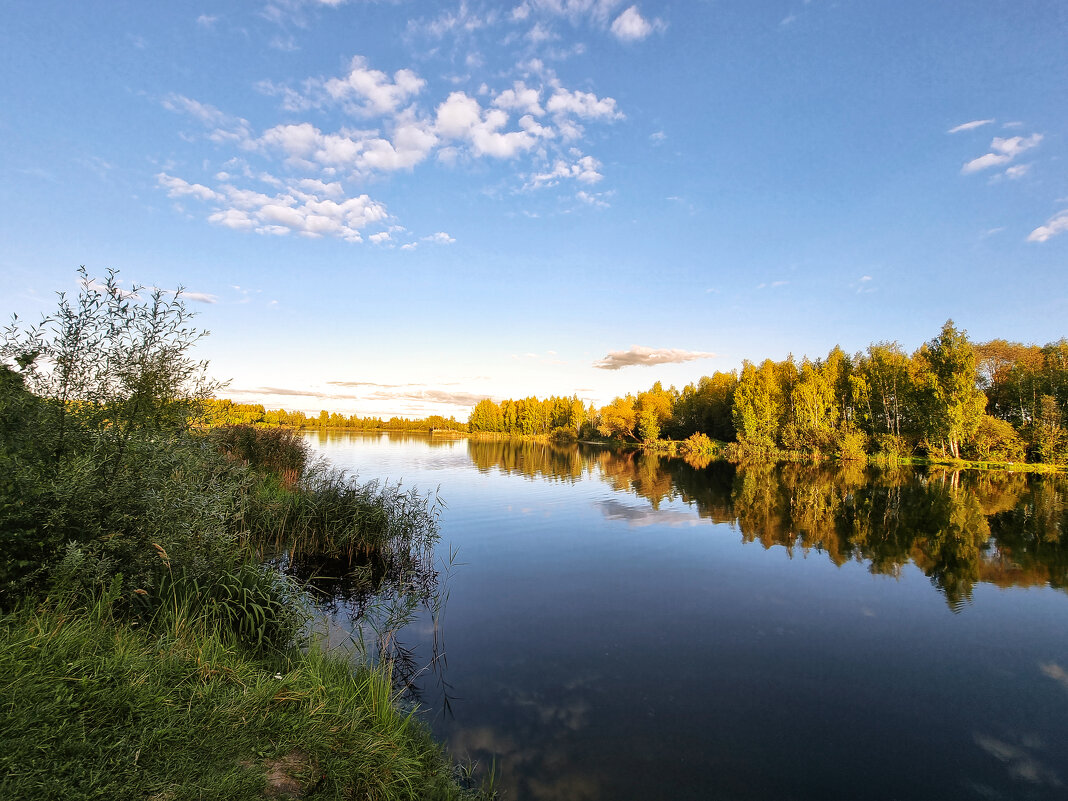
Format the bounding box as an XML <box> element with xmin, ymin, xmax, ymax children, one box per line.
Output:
<box><xmin>258</xmin><ymin>120</ymin><xmax>437</xmax><ymax>173</ymax></box>
<box><xmin>992</xmin><ymin>134</ymin><xmax>1043</xmax><ymax>158</ymax></box>
<box><xmin>410</xmin><ymin>3</ymin><xmax>498</xmax><ymax>38</ymax></box>
<box><xmin>423</xmin><ymin>231</ymin><xmax>456</xmax><ymax>244</ymax></box>
<box><xmin>324</xmin><ymin>56</ymin><xmax>426</xmax><ymax>116</ymax></box>
<box><xmin>434</xmin><ymin>92</ymin><xmax>546</xmax><ymax>158</ymax></box>
<box><xmin>962</xmin><ymin>133</ymin><xmax>1043</xmax><ymax>174</ymax></box>
<box><xmin>159</xmin><ymin>173</ymin><xmax>388</xmax><ymax>242</ymax></box>
<box><xmin>157</xmin><ymin>173</ymin><xmax>221</xmax><ymax>202</ymax></box>
<box><xmin>610</xmin><ymin>6</ymin><xmax>662</xmax><ymax>41</ymax></box>
<box><xmin>158</xmin><ymin>55</ymin><xmax>626</xmax><ymax>239</ymax></box>
<box><xmin>181</xmin><ymin>290</ymin><xmax>218</xmax><ymax>303</ymax></box>
<box><xmin>1003</xmin><ymin>163</ymin><xmax>1031</xmax><ymax>180</ymax></box>
<box><xmin>528</xmin><ymin>154</ymin><xmax>602</xmax><ymax>187</ymax></box>
<box><xmin>515</xmin><ymin>0</ymin><xmax>624</xmax><ymax>25</ymax></box>
<box><xmin>546</xmin><ymin>88</ymin><xmax>623</xmax><ymax>120</ymax></box>
<box><xmin>1027</xmin><ymin>210</ymin><xmax>1068</xmax><ymax>243</ymax></box>
<box><xmin>493</xmin><ymin>82</ymin><xmax>544</xmax><ymax>116</ymax></box>
<box><xmin>196</xmin><ymin>14</ymin><xmax>219</xmax><ymax>28</ymax></box>
<box><xmin>593</xmin><ymin>345</ymin><xmax>717</xmax><ymax>370</ymax></box>
<box><xmin>576</xmin><ymin>189</ymin><xmax>609</xmax><ymax>207</ymax></box>
<box><xmin>947</xmin><ymin>119</ymin><xmax>994</xmax><ymax>134</ymax></box>
<box><xmin>163</xmin><ymin>94</ymin><xmax>253</xmax><ymax>145</ymax></box>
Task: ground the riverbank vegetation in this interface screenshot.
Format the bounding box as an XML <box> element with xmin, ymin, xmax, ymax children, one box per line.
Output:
<box><xmin>465</xmin><ymin>322</ymin><xmax>1068</xmax><ymax>468</ymax></box>
<box><xmin>0</xmin><ymin>269</ymin><xmax>490</xmax><ymax>800</ymax></box>
<box><xmin>202</xmin><ymin>399</ymin><xmax>468</xmax><ymax>434</ymax></box>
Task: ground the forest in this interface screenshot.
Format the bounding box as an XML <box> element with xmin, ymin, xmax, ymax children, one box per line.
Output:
<box><xmin>200</xmin><ymin>400</ymin><xmax>467</xmax><ymax>433</ymax></box>
<box><xmin>467</xmin><ymin>322</ymin><xmax>1068</xmax><ymax>465</ymax></box>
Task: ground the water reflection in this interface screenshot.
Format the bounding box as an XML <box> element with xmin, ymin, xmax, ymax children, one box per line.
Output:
<box><xmin>466</xmin><ymin>439</ymin><xmax>1068</xmax><ymax>609</ymax></box>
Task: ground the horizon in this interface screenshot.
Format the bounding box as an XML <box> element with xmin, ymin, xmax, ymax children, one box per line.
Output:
<box><xmin>3</xmin><ymin>1</ymin><xmax>1066</xmax><ymax>420</ymax></box>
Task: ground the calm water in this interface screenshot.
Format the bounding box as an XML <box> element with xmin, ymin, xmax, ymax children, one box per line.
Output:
<box><xmin>307</xmin><ymin>431</ymin><xmax>1068</xmax><ymax>801</ymax></box>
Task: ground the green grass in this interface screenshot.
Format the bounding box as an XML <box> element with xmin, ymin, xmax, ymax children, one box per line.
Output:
<box><xmin>0</xmin><ymin>593</ymin><xmax>489</xmax><ymax>801</ymax></box>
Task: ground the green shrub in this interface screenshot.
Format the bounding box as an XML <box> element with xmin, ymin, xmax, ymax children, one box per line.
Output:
<box><xmin>965</xmin><ymin>415</ymin><xmax>1026</xmax><ymax>462</ymax></box>
<box><xmin>681</xmin><ymin>432</ymin><xmax>717</xmax><ymax>455</ymax></box>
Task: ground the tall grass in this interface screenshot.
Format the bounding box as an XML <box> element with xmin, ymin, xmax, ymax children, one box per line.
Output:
<box><xmin>0</xmin><ymin>588</ymin><xmax>490</xmax><ymax>800</ymax></box>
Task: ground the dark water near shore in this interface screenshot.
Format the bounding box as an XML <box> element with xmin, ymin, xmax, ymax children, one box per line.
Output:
<box><xmin>307</xmin><ymin>431</ymin><xmax>1068</xmax><ymax>801</ymax></box>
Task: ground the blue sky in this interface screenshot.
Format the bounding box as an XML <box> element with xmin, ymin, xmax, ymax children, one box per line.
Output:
<box><xmin>2</xmin><ymin>1</ymin><xmax>1066</xmax><ymax>418</ymax></box>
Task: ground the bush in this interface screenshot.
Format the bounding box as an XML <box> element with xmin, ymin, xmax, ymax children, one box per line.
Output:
<box><xmin>836</xmin><ymin>429</ymin><xmax>869</xmax><ymax>462</ymax></box>
<box><xmin>549</xmin><ymin>426</ymin><xmax>577</xmax><ymax>444</ymax></box>
<box><xmin>965</xmin><ymin>415</ymin><xmax>1026</xmax><ymax>462</ymax></box>
<box><xmin>872</xmin><ymin>434</ymin><xmax>911</xmax><ymax>460</ymax></box>
<box><xmin>681</xmin><ymin>432</ymin><xmax>717</xmax><ymax>455</ymax></box>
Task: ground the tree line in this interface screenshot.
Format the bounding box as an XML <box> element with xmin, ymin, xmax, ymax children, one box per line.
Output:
<box><xmin>471</xmin><ymin>321</ymin><xmax>1068</xmax><ymax>465</ymax></box>
<box><xmin>200</xmin><ymin>400</ymin><xmax>467</xmax><ymax>433</ymax></box>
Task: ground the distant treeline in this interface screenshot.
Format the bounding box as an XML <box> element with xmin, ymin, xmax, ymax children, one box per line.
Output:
<box><xmin>470</xmin><ymin>321</ymin><xmax>1068</xmax><ymax>465</ymax></box>
<box><xmin>200</xmin><ymin>401</ymin><xmax>467</xmax><ymax>433</ymax></box>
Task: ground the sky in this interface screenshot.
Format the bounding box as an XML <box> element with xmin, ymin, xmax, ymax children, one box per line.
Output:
<box><xmin>2</xmin><ymin>0</ymin><xmax>1066</xmax><ymax>419</ymax></box>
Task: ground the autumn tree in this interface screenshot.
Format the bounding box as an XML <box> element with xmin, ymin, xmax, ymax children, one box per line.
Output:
<box><xmin>732</xmin><ymin>360</ymin><xmax>786</xmax><ymax>450</ymax></box>
<box><xmin>598</xmin><ymin>395</ymin><xmax>638</xmax><ymax>441</ymax></box>
<box><xmin>914</xmin><ymin>320</ymin><xmax>986</xmax><ymax>459</ymax></box>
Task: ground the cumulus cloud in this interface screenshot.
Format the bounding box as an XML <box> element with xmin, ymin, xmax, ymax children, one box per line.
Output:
<box><xmin>433</xmin><ymin>91</ymin><xmax>553</xmax><ymax>158</ymax></box>
<box><xmin>493</xmin><ymin>81</ymin><xmax>544</xmax><ymax>116</ymax></box>
<box><xmin>593</xmin><ymin>345</ymin><xmax>717</xmax><ymax>370</ymax></box>
<box><xmin>157</xmin><ymin>172</ymin><xmax>387</xmax><ymax>242</ymax></box>
<box><xmin>258</xmin><ymin>120</ymin><xmax>437</xmax><ymax>173</ymax></box>
<box><xmin>610</xmin><ymin>6</ymin><xmax>663</xmax><ymax>41</ymax></box>
<box><xmin>1027</xmin><ymin>209</ymin><xmax>1068</xmax><ymax>243</ymax></box>
<box><xmin>158</xmin><ymin>53</ymin><xmax>625</xmax><ymax>241</ymax></box>
<box><xmin>961</xmin><ymin>134</ymin><xmax>1043</xmax><ymax>174</ymax></box>
<box><xmin>947</xmin><ymin>119</ymin><xmax>994</xmax><ymax>134</ymax></box>
<box><xmin>324</xmin><ymin>56</ymin><xmax>426</xmax><ymax>116</ymax></box>
<box><xmin>157</xmin><ymin>173</ymin><xmax>221</xmax><ymax>202</ymax></box>
<box><xmin>528</xmin><ymin>154</ymin><xmax>602</xmax><ymax>187</ymax></box>
<box><xmin>546</xmin><ymin>88</ymin><xmax>623</xmax><ymax>120</ymax></box>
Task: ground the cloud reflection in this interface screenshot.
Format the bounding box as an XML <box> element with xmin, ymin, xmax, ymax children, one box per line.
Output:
<box><xmin>974</xmin><ymin>733</ymin><xmax>1062</xmax><ymax>786</ymax></box>
<box><xmin>598</xmin><ymin>498</ymin><xmax>699</xmax><ymax>528</ymax></box>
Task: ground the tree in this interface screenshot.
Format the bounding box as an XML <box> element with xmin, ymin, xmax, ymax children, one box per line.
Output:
<box><xmin>1</xmin><ymin>267</ymin><xmax>219</xmax><ymax>472</ymax></box>
<box><xmin>915</xmin><ymin>320</ymin><xmax>986</xmax><ymax>459</ymax></box>
<box><xmin>733</xmin><ymin>360</ymin><xmax>784</xmax><ymax>449</ymax></box>
<box><xmin>598</xmin><ymin>395</ymin><xmax>638</xmax><ymax>441</ymax></box>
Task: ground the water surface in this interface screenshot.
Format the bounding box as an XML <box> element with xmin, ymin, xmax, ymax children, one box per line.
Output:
<box><xmin>307</xmin><ymin>431</ymin><xmax>1068</xmax><ymax>801</ymax></box>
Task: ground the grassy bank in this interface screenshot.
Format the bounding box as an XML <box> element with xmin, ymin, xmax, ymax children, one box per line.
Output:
<box><xmin>0</xmin><ymin>272</ymin><xmax>490</xmax><ymax>800</ymax></box>
<box><xmin>0</xmin><ymin>591</ymin><xmax>482</xmax><ymax>801</ymax></box>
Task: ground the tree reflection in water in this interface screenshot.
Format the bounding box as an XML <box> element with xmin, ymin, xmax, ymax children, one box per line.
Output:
<box><xmin>467</xmin><ymin>439</ymin><xmax>1068</xmax><ymax>610</ymax></box>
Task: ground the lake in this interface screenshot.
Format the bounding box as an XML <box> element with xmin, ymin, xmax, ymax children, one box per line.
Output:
<box><xmin>306</xmin><ymin>431</ymin><xmax>1068</xmax><ymax>801</ymax></box>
